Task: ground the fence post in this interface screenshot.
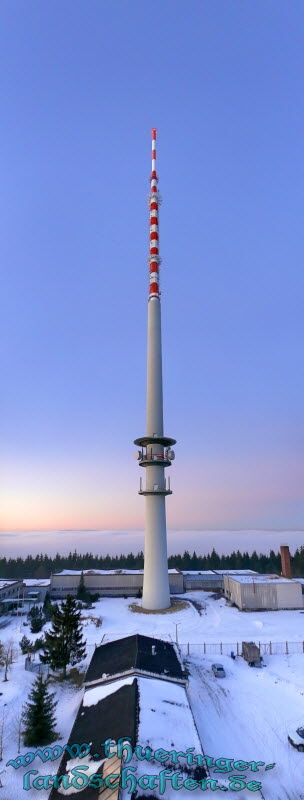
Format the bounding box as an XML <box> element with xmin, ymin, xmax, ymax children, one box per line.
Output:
<box><xmin>187</xmin><ymin>642</ymin><xmax>189</xmax><ymax>655</ymax></box>
<box><xmin>204</xmin><ymin>642</ymin><xmax>206</xmax><ymax>654</ymax></box>
<box><xmin>286</xmin><ymin>641</ymin><xmax>288</xmax><ymax>655</ymax></box>
<box><xmin>269</xmin><ymin>641</ymin><xmax>272</xmax><ymax>655</ymax></box>
<box><xmin>220</xmin><ymin>642</ymin><xmax>222</xmax><ymax>655</ymax></box>
<box><xmin>236</xmin><ymin>642</ymin><xmax>239</xmax><ymax>656</ymax></box>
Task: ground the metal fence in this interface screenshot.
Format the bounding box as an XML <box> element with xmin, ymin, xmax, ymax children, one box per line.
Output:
<box><xmin>25</xmin><ymin>656</ymin><xmax>50</xmax><ymax>675</ymax></box>
<box><xmin>83</xmin><ymin>638</ymin><xmax>304</xmax><ymax>657</ymax></box>
<box><xmin>179</xmin><ymin>640</ymin><xmax>304</xmax><ymax>656</ymax></box>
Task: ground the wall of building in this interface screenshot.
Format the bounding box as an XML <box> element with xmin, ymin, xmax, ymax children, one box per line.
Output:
<box><xmin>224</xmin><ymin>576</ymin><xmax>242</xmax><ymax>607</ymax></box>
<box><xmin>50</xmin><ymin>572</ymin><xmax>184</xmax><ymax>599</ymax></box>
<box><xmin>23</xmin><ymin>583</ymin><xmax>50</xmax><ymax>602</ymax></box>
<box><xmin>276</xmin><ymin>581</ymin><xmax>302</xmax><ymax>609</ymax></box>
<box><xmin>0</xmin><ymin>580</ymin><xmax>24</xmax><ymax>602</ymax></box>
<box><xmin>0</xmin><ymin>580</ymin><xmax>25</xmax><ymax>614</ymax></box>
<box><xmin>183</xmin><ymin>574</ymin><xmax>223</xmax><ymax>591</ymax></box>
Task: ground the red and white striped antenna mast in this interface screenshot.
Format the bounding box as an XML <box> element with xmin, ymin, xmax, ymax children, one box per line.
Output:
<box><xmin>149</xmin><ymin>128</ymin><xmax>161</xmax><ymax>298</ymax></box>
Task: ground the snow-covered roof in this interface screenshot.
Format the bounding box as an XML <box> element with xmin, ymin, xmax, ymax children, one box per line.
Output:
<box><xmin>0</xmin><ymin>579</ymin><xmax>22</xmax><ymax>589</ymax></box>
<box><xmin>83</xmin><ymin>675</ymin><xmax>135</xmax><ymax>706</ymax></box>
<box><xmin>122</xmin><ymin>676</ymin><xmax>205</xmax><ymax>800</ymax></box>
<box><xmin>49</xmin><ymin>674</ymin><xmax>138</xmax><ymax>800</ymax></box>
<box><xmin>53</xmin><ymin>568</ymin><xmax>181</xmax><ymax>575</ymax></box>
<box><xmin>182</xmin><ymin>570</ymin><xmax>218</xmax><ymax>575</ymax></box>
<box><xmin>226</xmin><ymin>573</ymin><xmax>299</xmax><ymax>585</ymax></box>
<box><xmin>215</xmin><ymin>569</ymin><xmax>258</xmax><ymax>575</ymax></box>
<box><xmin>136</xmin><ymin>674</ymin><xmax>202</xmax><ymax>752</ymax></box>
<box><xmin>183</xmin><ymin>569</ymin><xmax>258</xmax><ymax>576</ymax></box>
<box><xmin>23</xmin><ymin>579</ymin><xmax>50</xmax><ymax>586</ymax></box>
<box><xmin>49</xmin><ymin>672</ymin><xmax>206</xmax><ymax>800</ymax></box>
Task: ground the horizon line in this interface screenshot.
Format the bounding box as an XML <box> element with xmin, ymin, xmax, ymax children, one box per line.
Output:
<box><xmin>1</xmin><ymin>528</ymin><xmax>303</xmax><ymax>534</ymax></box>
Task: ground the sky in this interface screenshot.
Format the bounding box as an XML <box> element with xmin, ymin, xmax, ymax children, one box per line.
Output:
<box><xmin>0</xmin><ymin>0</ymin><xmax>304</xmax><ymax>541</ymax></box>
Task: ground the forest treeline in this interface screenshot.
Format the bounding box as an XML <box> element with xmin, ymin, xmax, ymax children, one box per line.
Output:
<box><xmin>0</xmin><ymin>546</ymin><xmax>304</xmax><ymax>579</ymax></box>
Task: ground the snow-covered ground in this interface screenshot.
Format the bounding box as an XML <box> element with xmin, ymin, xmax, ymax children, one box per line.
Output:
<box><xmin>0</xmin><ymin>593</ymin><xmax>304</xmax><ymax>799</ymax></box>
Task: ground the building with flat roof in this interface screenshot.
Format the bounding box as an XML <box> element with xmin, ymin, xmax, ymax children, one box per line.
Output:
<box><xmin>0</xmin><ymin>579</ymin><xmax>24</xmax><ymax>613</ymax></box>
<box><xmin>50</xmin><ymin>569</ymin><xmax>184</xmax><ymax>599</ymax></box>
<box><xmin>182</xmin><ymin>569</ymin><xmax>258</xmax><ymax>592</ymax></box>
<box><xmin>23</xmin><ymin>579</ymin><xmax>50</xmax><ymax>603</ymax></box>
<box><xmin>224</xmin><ymin>573</ymin><xmax>303</xmax><ymax>611</ymax></box>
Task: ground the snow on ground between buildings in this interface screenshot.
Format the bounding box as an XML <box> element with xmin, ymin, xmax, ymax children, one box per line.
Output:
<box><xmin>1</xmin><ymin>592</ymin><xmax>304</xmax><ymax>798</ymax></box>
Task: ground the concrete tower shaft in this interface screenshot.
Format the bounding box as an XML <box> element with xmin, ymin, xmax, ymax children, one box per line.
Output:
<box><xmin>146</xmin><ymin>297</ymin><xmax>164</xmax><ymax>437</ymax></box>
<box><xmin>134</xmin><ymin>129</ymin><xmax>176</xmax><ymax>611</ymax></box>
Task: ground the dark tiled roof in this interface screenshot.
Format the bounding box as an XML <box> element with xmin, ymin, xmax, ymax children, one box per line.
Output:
<box><xmin>85</xmin><ymin>634</ymin><xmax>185</xmax><ymax>685</ymax></box>
<box><xmin>49</xmin><ymin>635</ymin><xmax>205</xmax><ymax>800</ymax></box>
<box><xmin>49</xmin><ymin>678</ymin><xmax>138</xmax><ymax>800</ymax></box>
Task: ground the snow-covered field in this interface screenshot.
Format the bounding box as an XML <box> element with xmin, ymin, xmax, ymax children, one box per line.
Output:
<box><xmin>1</xmin><ymin>593</ymin><xmax>304</xmax><ymax>799</ymax></box>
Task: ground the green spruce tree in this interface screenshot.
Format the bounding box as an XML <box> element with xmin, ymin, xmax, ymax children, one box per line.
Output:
<box><xmin>77</xmin><ymin>571</ymin><xmax>89</xmax><ymax>603</ymax></box>
<box><xmin>28</xmin><ymin>607</ymin><xmax>45</xmax><ymax>634</ymax></box>
<box><xmin>22</xmin><ymin>674</ymin><xmax>58</xmax><ymax>746</ymax></box>
<box><xmin>19</xmin><ymin>635</ymin><xmax>33</xmax><ymax>655</ymax></box>
<box><xmin>40</xmin><ymin>595</ymin><xmax>86</xmax><ymax>678</ymax></box>
<box><xmin>43</xmin><ymin>591</ymin><xmax>52</xmax><ymax>620</ymax></box>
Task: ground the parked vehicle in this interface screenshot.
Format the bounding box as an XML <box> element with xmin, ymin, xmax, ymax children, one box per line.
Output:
<box><xmin>288</xmin><ymin>727</ymin><xmax>304</xmax><ymax>752</ymax></box>
<box><xmin>211</xmin><ymin>663</ymin><xmax>226</xmax><ymax>678</ymax></box>
<box><xmin>242</xmin><ymin>641</ymin><xmax>262</xmax><ymax>667</ymax></box>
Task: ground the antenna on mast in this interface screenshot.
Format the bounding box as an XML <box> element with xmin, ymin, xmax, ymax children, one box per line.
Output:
<box><xmin>149</xmin><ymin>128</ymin><xmax>160</xmax><ymax>299</ymax></box>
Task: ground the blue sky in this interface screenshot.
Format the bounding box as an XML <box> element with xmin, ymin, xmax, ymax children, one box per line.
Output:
<box><xmin>1</xmin><ymin>0</ymin><xmax>303</xmax><ymax>533</ymax></box>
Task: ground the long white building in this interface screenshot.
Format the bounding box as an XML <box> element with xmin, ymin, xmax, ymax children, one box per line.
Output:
<box><xmin>50</xmin><ymin>568</ymin><xmax>184</xmax><ymax>599</ymax></box>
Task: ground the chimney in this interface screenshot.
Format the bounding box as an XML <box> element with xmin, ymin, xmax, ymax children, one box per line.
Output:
<box><xmin>280</xmin><ymin>545</ymin><xmax>292</xmax><ymax>579</ymax></box>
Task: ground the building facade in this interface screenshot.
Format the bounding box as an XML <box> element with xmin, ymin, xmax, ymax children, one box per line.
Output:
<box><xmin>50</xmin><ymin>569</ymin><xmax>184</xmax><ymax>599</ymax></box>
<box><xmin>0</xmin><ymin>579</ymin><xmax>24</xmax><ymax>614</ymax></box>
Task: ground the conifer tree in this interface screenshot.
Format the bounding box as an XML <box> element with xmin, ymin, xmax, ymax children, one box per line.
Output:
<box><xmin>77</xmin><ymin>571</ymin><xmax>89</xmax><ymax>603</ymax></box>
<box><xmin>43</xmin><ymin>591</ymin><xmax>52</xmax><ymax>620</ymax></box>
<box><xmin>19</xmin><ymin>635</ymin><xmax>33</xmax><ymax>655</ymax></box>
<box><xmin>22</xmin><ymin>674</ymin><xmax>58</xmax><ymax>746</ymax></box>
<box><xmin>28</xmin><ymin>607</ymin><xmax>45</xmax><ymax>634</ymax></box>
<box><xmin>41</xmin><ymin>595</ymin><xmax>86</xmax><ymax>678</ymax></box>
